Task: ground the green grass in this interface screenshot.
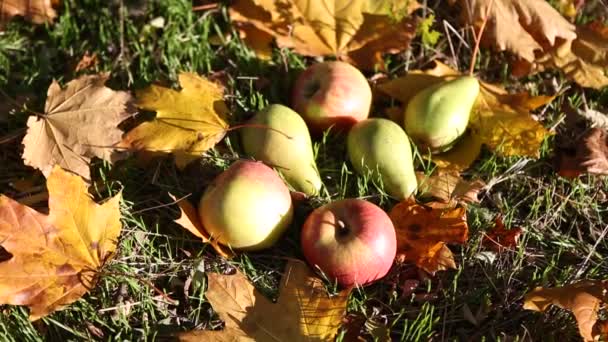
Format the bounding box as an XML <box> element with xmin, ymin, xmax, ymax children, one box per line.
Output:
<box><xmin>0</xmin><ymin>0</ymin><xmax>607</xmax><ymax>341</ymax></box>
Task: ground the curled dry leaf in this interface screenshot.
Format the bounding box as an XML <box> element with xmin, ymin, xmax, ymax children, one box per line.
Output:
<box><xmin>416</xmin><ymin>172</ymin><xmax>485</xmax><ymax>204</ymax></box>
<box><xmin>514</xmin><ymin>21</ymin><xmax>608</xmax><ymax>89</ymax></box>
<box><xmin>378</xmin><ymin>61</ymin><xmax>553</xmax><ymax>173</ymax></box>
<box><xmin>229</xmin><ymin>0</ymin><xmax>419</xmax><ymax>70</ymax></box>
<box><xmin>22</xmin><ymin>73</ymin><xmax>133</xmax><ymax>181</ymax></box>
<box><xmin>455</xmin><ymin>0</ymin><xmax>576</xmax><ymax>62</ymax></box>
<box><xmin>170</xmin><ymin>194</ymin><xmax>233</xmax><ymax>258</ymax></box>
<box><xmin>524</xmin><ymin>280</ymin><xmax>608</xmax><ymax>342</ymax></box>
<box><xmin>120</xmin><ymin>73</ymin><xmax>229</xmax><ymax>169</ymax></box>
<box><xmin>557</xmin><ymin>128</ymin><xmax>608</xmax><ymax>178</ymax></box>
<box><xmin>388</xmin><ymin>199</ymin><xmax>468</xmax><ymax>274</ymax></box>
<box><xmin>177</xmin><ymin>259</ymin><xmax>349</xmax><ymax>341</ymax></box>
<box><xmin>1</xmin><ymin>0</ymin><xmax>57</xmax><ymax>27</ymax></box>
<box><xmin>0</xmin><ymin>166</ymin><xmax>122</xmax><ymax>320</ymax></box>
<box><xmin>482</xmin><ymin>216</ymin><xmax>522</xmax><ymax>251</ymax></box>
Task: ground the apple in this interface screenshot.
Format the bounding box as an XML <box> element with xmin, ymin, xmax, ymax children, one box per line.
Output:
<box><xmin>292</xmin><ymin>61</ymin><xmax>372</xmax><ymax>132</ymax></box>
<box><xmin>300</xmin><ymin>199</ymin><xmax>396</xmax><ymax>287</ymax></box>
<box><xmin>198</xmin><ymin>160</ymin><xmax>293</xmax><ymax>251</ymax></box>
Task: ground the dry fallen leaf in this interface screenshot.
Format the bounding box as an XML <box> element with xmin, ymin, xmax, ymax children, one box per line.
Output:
<box><xmin>378</xmin><ymin>61</ymin><xmax>554</xmax><ymax>172</ymax></box>
<box><xmin>557</xmin><ymin>128</ymin><xmax>608</xmax><ymax>178</ymax></box>
<box><xmin>21</xmin><ymin>73</ymin><xmax>133</xmax><ymax>181</ymax></box>
<box><xmin>120</xmin><ymin>73</ymin><xmax>229</xmax><ymax>168</ymax></box>
<box><xmin>482</xmin><ymin>216</ymin><xmax>523</xmax><ymax>251</ymax></box>
<box><xmin>389</xmin><ymin>199</ymin><xmax>468</xmax><ymax>274</ymax></box>
<box><xmin>170</xmin><ymin>194</ymin><xmax>233</xmax><ymax>258</ymax></box>
<box><xmin>0</xmin><ymin>166</ymin><xmax>122</xmax><ymax>320</ymax></box>
<box><xmin>1</xmin><ymin>0</ymin><xmax>57</xmax><ymax>27</ymax></box>
<box><xmin>524</xmin><ymin>280</ymin><xmax>608</xmax><ymax>342</ymax></box>
<box><xmin>456</xmin><ymin>0</ymin><xmax>576</xmax><ymax>62</ymax></box>
<box><xmin>178</xmin><ymin>259</ymin><xmax>349</xmax><ymax>341</ymax></box>
<box><xmin>514</xmin><ymin>21</ymin><xmax>608</xmax><ymax>89</ymax></box>
<box><xmin>416</xmin><ymin>172</ymin><xmax>485</xmax><ymax>204</ymax></box>
<box><xmin>229</xmin><ymin>0</ymin><xmax>419</xmax><ymax>70</ymax></box>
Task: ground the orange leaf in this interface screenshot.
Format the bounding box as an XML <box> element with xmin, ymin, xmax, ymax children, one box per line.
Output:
<box><xmin>482</xmin><ymin>217</ymin><xmax>523</xmax><ymax>251</ymax></box>
<box><xmin>524</xmin><ymin>280</ymin><xmax>608</xmax><ymax>342</ymax></box>
<box><xmin>389</xmin><ymin>199</ymin><xmax>468</xmax><ymax>274</ymax></box>
<box><xmin>0</xmin><ymin>166</ymin><xmax>122</xmax><ymax>320</ymax></box>
<box><xmin>1</xmin><ymin>0</ymin><xmax>57</xmax><ymax>27</ymax></box>
<box><xmin>170</xmin><ymin>194</ymin><xmax>233</xmax><ymax>258</ymax></box>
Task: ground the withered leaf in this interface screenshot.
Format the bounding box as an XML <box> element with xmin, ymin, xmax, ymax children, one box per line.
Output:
<box><xmin>378</xmin><ymin>61</ymin><xmax>553</xmax><ymax>173</ymax></box>
<box><xmin>558</xmin><ymin>128</ymin><xmax>608</xmax><ymax>178</ymax></box>
<box><xmin>21</xmin><ymin>73</ymin><xmax>133</xmax><ymax>181</ymax></box>
<box><xmin>178</xmin><ymin>259</ymin><xmax>349</xmax><ymax>341</ymax></box>
<box><xmin>120</xmin><ymin>73</ymin><xmax>229</xmax><ymax>169</ymax></box>
<box><xmin>524</xmin><ymin>280</ymin><xmax>608</xmax><ymax>342</ymax></box>
<box><xmin>229</xmin><ymin>0</ymin><xmax>419</xmax><ymax>70</ymax></box>
<box><xmin>389</xmin><ymin>199</ymin><xmax>468</xmax><ymax>274</ymax></box>
<box><xmin>170</xmin><ymin>194</ymin><xmax>233</xmax><ymax>258</ymax></box>
<box><xmin>455</xmin><ymin>0</ymin><xmax>576</xmax><ymax>62</ymax></box>
<box><xmin>482</xmin><ymin>217</ymin><xmax>523</xmax><ymax>251</ymax></box>
<box><xmin>1</xmin><ymin>0</ymin><xmax>57</xmax><ymax>26</ymax></box>
<box><xmin>416</xmin><ymin>172</ymin><xmax>485</xmax><ymax>204</ymax></box>
<box><xmin>516</xmin><ymin>21</ymin><xmax>608</xmax><ymax>89</ymax></box>
<box><xmin>0</xmin><ymin>166</ymin><xmax>122</xmax><ymax>320</ymax></box>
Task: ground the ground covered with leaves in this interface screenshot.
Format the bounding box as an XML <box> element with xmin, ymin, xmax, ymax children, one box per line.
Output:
<box><xmin>0</xmin><ymin>0</ymin><xmax>607</xmax><ymax>341</ymax></box>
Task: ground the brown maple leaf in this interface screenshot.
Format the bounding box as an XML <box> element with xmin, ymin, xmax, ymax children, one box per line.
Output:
<box><xmin>525</xmin><ymin>280</ymin><xmax>608</xmax><ymax>342</ymax></box>
<box><xmin>456</xmin><ymin>0</ymin><xmax>576</xmax><ymax>62</ymax></box>
<box><xmin>389</xmin><ymin>199</ymin><xmax>468</xmax><ymax>274</ymax></box>
<box><xmin>229</xmin><ymin>0</ymin><xmax>419</xmax><ymax>70</ymax></box>
<box><xmin>178</xmin><ymin>259</ymin><xmax>349</xmax><ymax>341</ymax></box>
<box><xmin>558</xmin><ymin>128</ymin><xmax>608</xmax><ymax>178</ymax></box>
<box><xmin>21</xmin><ymin>73</ymin><xmax>134</xmax><ymax>181</ymax></box>
<box><xmin>0</xmin><ymin>166</ymin><xmax>122</xmax><ymax>320</ymax></box>
<box><xmin>1</xmin><ymin>0</ymin><xmax>57</xmax><ymax>27</ymax></box>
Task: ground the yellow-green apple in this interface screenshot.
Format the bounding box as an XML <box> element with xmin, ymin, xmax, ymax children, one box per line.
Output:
<box><xmin>300</xmin><ymin>199</ymin><xmax>396</xmax><ymax>287</ymax></box>
<box><xmin>198</xmin><ymin>160</ymin><xmax>293</xmax><ymax>250</ymax></box>
<box><xmin>292</xmin><ymin>61</ymin><xmax>372</xmax><ymax>133</ymax></box>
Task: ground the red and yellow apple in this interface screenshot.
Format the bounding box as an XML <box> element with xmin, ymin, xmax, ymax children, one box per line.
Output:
<box><xmin>198</xmin><ymin>160</ymin><xmax>293</xmax><ymax>251</ymax></box>
<box><xmin>300</xmin><ymin>199</ymin><xmax>396</xmax><ymax>287</ymax></box>
<box><xmin>291</xmin><ymin>61</ymin><xmax>372</xmax><ymax>132</ymax></box>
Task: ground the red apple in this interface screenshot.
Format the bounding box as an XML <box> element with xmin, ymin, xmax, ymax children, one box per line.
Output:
<box><xmin>300</xmin><ymin>199</ymin><xmax>396</xmax><ymax>287</ymax></box>
<box><xmin>292</xmin><ymin>61</ymin><xmax>372</xmax><ymax>133</ymax></box>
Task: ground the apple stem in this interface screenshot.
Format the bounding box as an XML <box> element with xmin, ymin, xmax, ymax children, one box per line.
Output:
<box><xmin>468</xmin><ymin>0</ymin><xmax>495</xmax><ymax>76</ymax></box>
<box><xmin>336</xmin><ymin>220</ymin><xmax>349</xmax><ymax>236</ymax></box>
<box><xmin>226</xmin><ymin>123</ymin><xmax>293</xmax><ymax>140</ymax></box>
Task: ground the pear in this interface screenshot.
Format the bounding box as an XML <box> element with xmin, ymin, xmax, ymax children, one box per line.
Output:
<box><xmin>241</xmin><ymin>104</ymin><xmax>322</xmax><ymax>196</ymax></box>
<box><xmin>347</xmin><ymin>118</ymin><xmax>417</xmax><ymax>199</ymax></box>
<box><xmin>404</xmin><ymin>76</ymin><xmax>480</xmax><ymax>153</ymax></box>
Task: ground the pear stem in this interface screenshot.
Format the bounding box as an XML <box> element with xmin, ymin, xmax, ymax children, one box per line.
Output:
<box><xmin>468</xmin><ymin>0</ymin><xmax>495</xmax><ymax>76</ymax></box>
<box><xmin>226</xmin><ymin>123</ymin><xmax>293</xmax><ymax>140</ymax></box>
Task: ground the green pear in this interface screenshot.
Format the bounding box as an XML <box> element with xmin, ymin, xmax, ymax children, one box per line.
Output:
<box><xmin>347</xmin><ymin>118</ymin><xmax>417</xmax><ymax>199</ymax></box>
<box><xmin>404</xmin><ymin>76</ymin><xmax>480</xmax><ymax>153</ymax></box>
<box><xmin>241</xmin><ymin>104</ymin><xmax>322</xmax><ymax>196</ymax></box>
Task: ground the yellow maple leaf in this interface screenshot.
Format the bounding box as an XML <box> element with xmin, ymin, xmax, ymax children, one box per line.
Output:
<box><xmin>121</xmin><ymin>73</ymin><xmax>229</xmax><ymax>168</ymax></box>
<box><xmin>377</xmin><ymin>61</ymin><xmax>554</xmax><ymax>172</ymax></box>
<box><xmin>229</xmin><ymin>0</ymin><xmax>419</xmax><ymax>70</ymax></box>
<box><xmin>524</xmin><ymin>280</ymin><xmax>608</xmax><ymax>342</ymax></box>
<box><xmin>0</xmin><ymin>166</ymin><xmax>122</xmax><ymax>320</ymax></box>
<box><xmin>178</xmin><ymin>259</ymin><xmax>349</xmax><ymax>341</ymax></box>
